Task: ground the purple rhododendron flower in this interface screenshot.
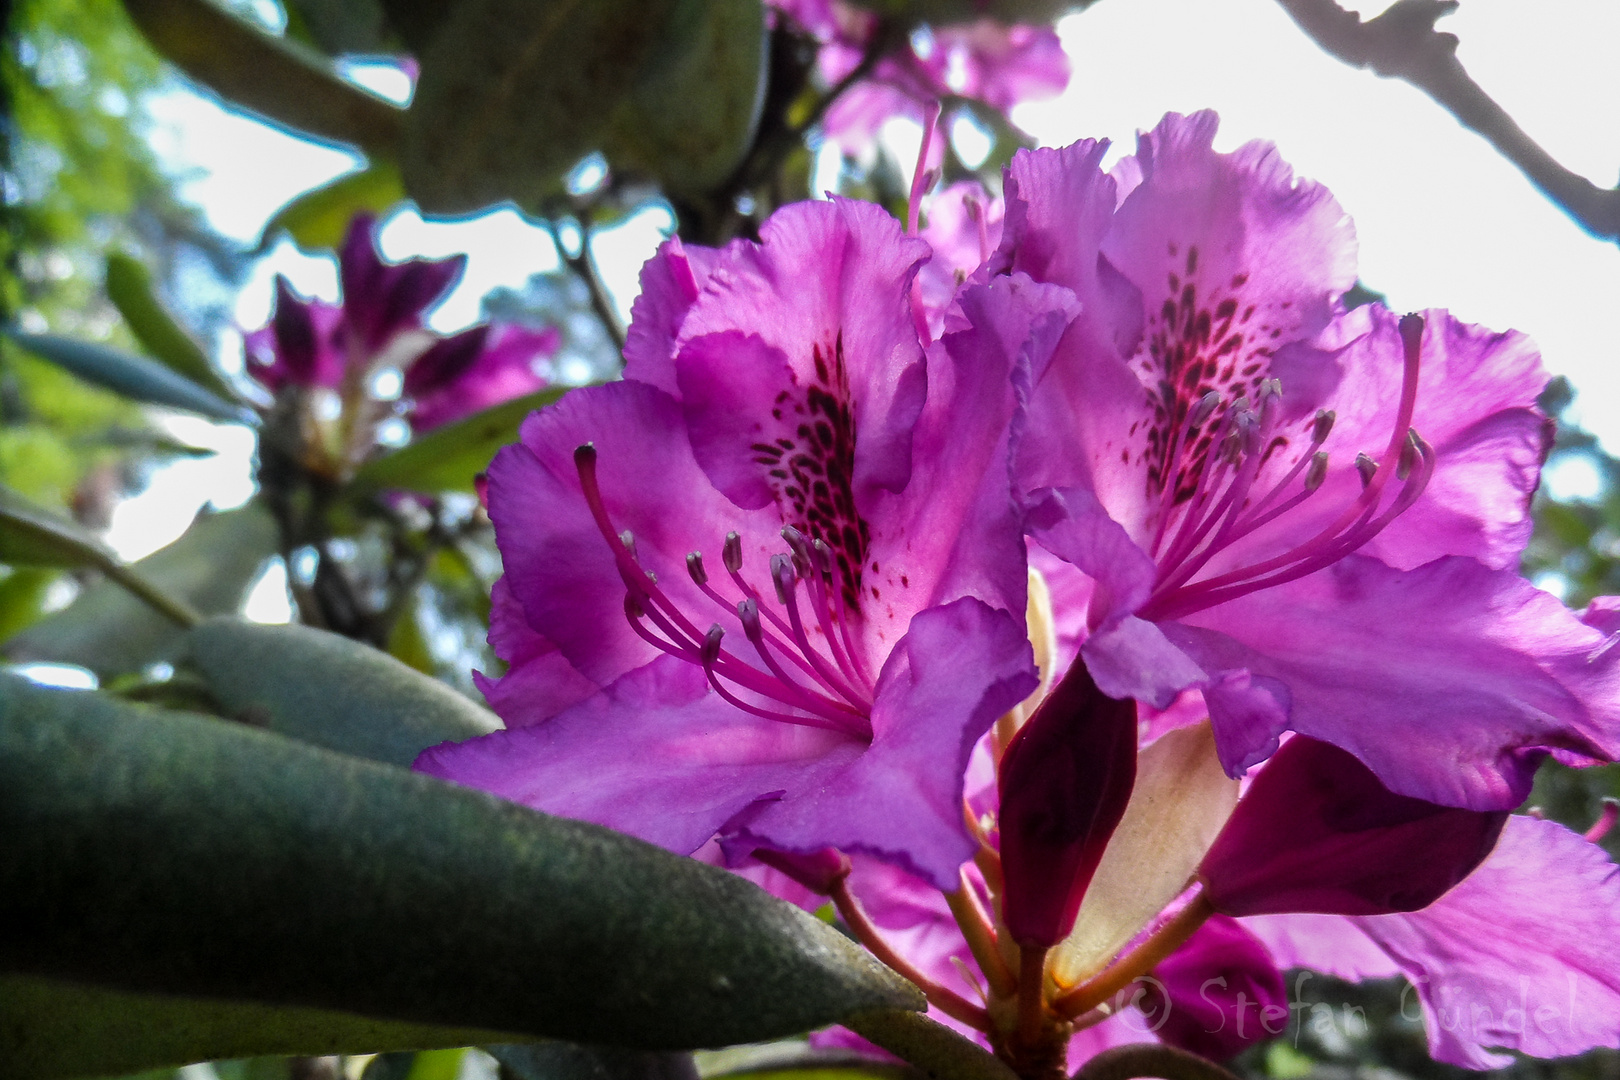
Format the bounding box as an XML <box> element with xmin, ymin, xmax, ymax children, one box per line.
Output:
<box><xmin>994</xmin><ymin>110</ymin><xmax>1620</xmax><ymax>809</ymax></box>
<box><xmin>417</xmin><ymin>197</ymin><xmax>1079</xmax><ymax>889</ymax></box>
<box><xmin>770</xmin><ymin>0</ymin><xmax>1068</xmax><ymax>161</ymax></box>
<box><xmin>244</xmin><ymin>215</ymin><xmax>559</xmax><ymax>439</ymax></box>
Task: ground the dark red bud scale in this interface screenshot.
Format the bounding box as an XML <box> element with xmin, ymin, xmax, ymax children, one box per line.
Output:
<box><xmin>997</xmin><ymin>660</ymin><xmax>1137</xmax><ymax>948</ymax></box>
<box><xmin>1198</xmin><ymin>735</ymin><xmax>1507</xmax><ymax>918</ymax></box>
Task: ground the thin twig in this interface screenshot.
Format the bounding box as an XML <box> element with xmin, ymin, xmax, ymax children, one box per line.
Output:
<box><xmin>1275</xmin><ymin>0</ymin><xmax>1620</xmax><ymax>242</ymax></box>
<box><xmin>1071</xmin><ymin>1045</ymin><xmax>1242</xmax><ymax>1080</ymax></box>
<box><xmin>547</xmin><ymin>216</ymin><xmax>625</xmax><ymax>356</ymax></box>
<box><xmin>790</xmin><ymin>25</ymin><xmax>893</xmax><ymax>141</ymax></box>
<box><xmin>831</xmin><ymin>877</ymin><xmax>992</xmax><ymax>1031</ymax></box>
<box><xmin>1052</xmin><ymin>890</ymin><xmax>1213</xmax><ymax>1020</ymax></box>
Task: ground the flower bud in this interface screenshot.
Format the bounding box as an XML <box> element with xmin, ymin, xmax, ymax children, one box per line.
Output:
<box><xmin>998</xmin><ymin>659</ymin><xmax>1137</xmax><ymax>948</ymax></box>
<box><xmin>751</xmin><ymin>846</ymin><xmax>852</xmax><ymax>894</ymax></box>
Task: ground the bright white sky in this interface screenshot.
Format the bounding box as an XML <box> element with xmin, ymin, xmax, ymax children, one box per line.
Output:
<box><xmin>110</xmin><ymin>0</ymin><xmax>1620</xmax><ymax>571</ymax></box>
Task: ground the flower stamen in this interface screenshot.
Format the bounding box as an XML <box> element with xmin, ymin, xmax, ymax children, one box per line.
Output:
<box><xmin>575</xmin><ymin>444</ymin><xmax>874</xmax><ymax>739</ymax></box>
<box><xmin>1138</xmin><ymin>313</ymin><xmax>1434</xmax><ymax>621</ymax></box>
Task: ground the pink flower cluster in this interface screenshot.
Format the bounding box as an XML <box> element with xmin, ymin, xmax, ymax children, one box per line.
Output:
<box><xmin>245</xmin><ymin>216</ymin><xmax>559</xmax><ymax>468</ymax></box>
<box><xmin>771</xmin><ymin>0</ymin><xmax>1069</xmax><ymax>165</ymax></box>
<box><xmin>417</xmin><ymin>112</ymin><xmax>1620</xmax><ymax>1073</ymax></box>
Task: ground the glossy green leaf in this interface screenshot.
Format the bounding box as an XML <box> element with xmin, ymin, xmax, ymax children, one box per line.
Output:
<box><xmin>351</xmin><ymin>387</ymin><xmax>566</xmax><ymax>493</ymax></box>
<box><xmin>261</xmin><ymin>162</ymin><xmax>408</xmax><ymax>252</ymax></box>
<box><xmin>4</xmin><ymin>328</ymin><xmax>255</xmax><ymax>424</ymax></box>
<box><xmin>0</xmin><ymin>677</ymin><xmax>925</xmax><ymax>1050</ymax></box>
<box><xmin>402</xmin><ymin>0</ymin><xmax>676</xmax><ymax>214</ymax></box>
<box><xmin>105</xmin><ymin>251</ymin><xmax>240</xmax><ymax>402</ymax></box>
<box><xmin>841</xmin><ymin>1011</ymin><xmax>1017</xmax><ymax>1080</ymax></box>
<box><xmin>603</xmin><ymin>0</ymin><xmax>767</xmax><ymax>196</ymax></box>
<box><xmin>5</xmin><ymin>503</ymin><xmax>275</xmax><ymax>676</ymax></box>
<box><xmin>122</xmin><ymin>0</ymin><xmax>404</xmax><ymax>154</ymax></box>
<box><xmin>184</xmin><ymin>616</ymin><xmax>500</xmax><ymax>767</ymax></box>
<box><xmin>0</xmin><ymin>484</ymin><xmax>117</xmax><ymax>570</ymax></box>
<box><xmin>0</xmin><ymin>974</ymin><xmax>521</xmax><ymax>1080</ymax></box>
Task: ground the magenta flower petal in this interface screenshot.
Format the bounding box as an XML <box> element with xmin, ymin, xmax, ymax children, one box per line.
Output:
<box><xmin>406</xmin><ymin>323</ymin><xmax>558</xmax><ymax>432</ymax></box>
<box><xmin>1240</xmin><ymin>913</ymin><xmax>1401</xmax><ymax>982</ymax></box>
<box><xmin>993</xmin><ymin>141</ymin><xmax>1152</xmax><ymax>509</ymax></box>
<box><xmin>735</xmin><ymin>597</ymin><xmax>1037</xmax><ymax>888</ymax></box>
<box><xmin>673</xmin><ymin>198</ymin><xmax>932</xmax><ymax>504</ymax></box>
<box><xmin>473</xmin><ymin>577</ymin><xmax>598</xmax><ymax>728</ymax></box>
<box><xmin>869</xmin><ymin>274</ymin><xmax>1076</xmax><ymax>629</ymax></box>
<box><xmin>1257</xmin><ymin>305</ymin><xmax>1553</xmax><ymax>574</ymax></box>
<box><xmin>916</xmin><ymin>181</ymin><xmax>1004</xmax><ymax>336</ymax></box>
<box><xmin>402</xmin><ymin>324</ymin><xmax>489</xmax><ymax>398</ymax></box>
<box><xmin>1199</xmin><ymin>735</ymin><xmax>1507</xmax><ymax>917</ymax></box>
<box><xmin>1256</xmin><ymin>818</ymin><xmax>1620</xmax><ymax>1068</ymax></box>
<box><xmin>418</xmin><ymin>654</ymin><xmax>853</xmax><ymax>855</ymax></box>
<box><xmin>1023</xmin><ymin>485</ymin><xmax>1205</xmax><ymax>704</ymax></box>
<box><xmin>1101</xmin><ymin>113</ymin><xmax>1357</xmax><ymax>431</ymax></box>
<box><xmin>927</xmin><ymin>22</ymin><xmax>1069</xmax><ymax>112</ymax></box>
<box><xmin>248</xmin><ymin>279</ymin><xmax>346</xmax><ymax>392</ymax></box>
<box><xmin>622</xmin><ymin>235</ymin><xmax>716</xmax><ymax>395</ymax></box>
<box><xmin>1166</xmin><ymin>554</ymin><xmax>1620</xmax><ymax>807</ymax></box>
<box><xmin>1354</xmin><ymin>817</ymin><xmax>1620</xmax><ymax>1068</ymax></box>
<box><xmin>338</xmin><ymin>214</ymin><xmax>466</xmax><ymax>352</ymax></box>
<box><xmin>1146</xmin><ymin>916</ymin><xmax>1287</xmax><ymax>1061</ymax></box>
<box><xmin>485</xmin><ymin>380</ymin><xmax>761</xmax><ymax>690</ymax></box>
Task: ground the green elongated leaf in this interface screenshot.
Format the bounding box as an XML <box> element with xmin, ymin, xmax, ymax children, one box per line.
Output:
<box><xmin>184</xmin><ymin>616</ymin><xmax>499</xmax><ymax>767</ymax></box>
<box><xmin>122</xmin><ymin>0</ymin><xmax>404</xmax><ymax>154</ymax></box>
<box><xmin>840</xmin><ymin>1012</ymin><xmax>1017</xmax><ymax>1080</ymax></box>
<box><xmin>0</xmin><ymin>677</ymin><xmax>924</xmax><ymax>1051</ymax></box>
<box><xmin>402</xmin><ymin>0</ymin><xmax>677</xmax><ymax>214</ymax></box>
<box><xmin>404</xmin><ymin>1049</ymin><xmax>467</xmax><ymax>1080</ymax></box>
<box><xmin>0</xmin><ymin>568</ymin><xmax>55</xmax><ymax>643</ymax></box>
<box><xmin>0</xmin><ymin>484</ymin><xmax>117</xmax><ymax>570</ymax></box>
<box><xmin>603</xmin><ymin>0</ymin><xmax>767</xmax><ymax>196</ymax></box>
<box><xmin>4</xmin><ymin>328</ymin><xmax>255</xmax><ymax>424</ymax></box>
<box><xmin>5</xmin><ymin>503</ymin><xmax>275</xmax><ymax>676</ymax></box>
<box><xmin>351</xmin><ymin>387</ymin><xmax>566</xmax><ymax>493</ymax></box>
<box><xmin>105</xmin><ymin>252</ymin><xmax>240</xmax><ymax>402</ymax></box>
<box><xmin>0</xmin><ymin>974</ymin><xmax>522</xmax><ymax>1080</ymax></box>
<box><xmin>262</xmin><ymin>162</ymin><xmax>408</xmax><ymax>252</ymax></box>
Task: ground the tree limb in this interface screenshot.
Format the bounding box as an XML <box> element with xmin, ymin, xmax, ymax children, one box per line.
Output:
<box><xmin>1275</xmin><ymin>0</ymin><xmax>1620</xmax><ymax>242</ymax></box>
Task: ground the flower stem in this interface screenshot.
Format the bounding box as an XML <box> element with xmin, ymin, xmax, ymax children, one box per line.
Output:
<box><xmin>1052</xmin><ymin>889</ymin><xmax>1214</xmax><ymax>1020</ymax></box>
<box><xmin>831</xmin><ymin>876</ymin><xmax>991</xmax><ymax>1030</ymax></box>
<box><xmin>1015</xmin><ymin>943</ymin><xmax>1049</xmax><ymax>1047</ymax></box>
<box><xmin>946</xmin><ymin>871</ymin><xmax>1016</xmax><ymax>998</ymax></box>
